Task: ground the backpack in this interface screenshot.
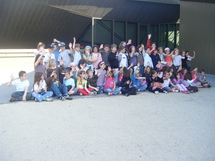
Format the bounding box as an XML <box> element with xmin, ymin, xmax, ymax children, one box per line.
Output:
<box><xmin>187</xmin><ymin>86</ymin><xmax>198</xmax><ymax>93</ymax></box>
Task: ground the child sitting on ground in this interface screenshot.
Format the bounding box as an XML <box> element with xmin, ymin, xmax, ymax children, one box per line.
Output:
<box><xmin>87</xmin><ymin>69</ymin><xmax>99</xmax><ymax>95</ymax></box>
<box><xmin>76</xmin><ymin>70</ymin><xmax>94</xmax><ymax>96</ymax></box>
<box><xmin>162</xmin><ymin>71</ymin><xmax>177</xmax><ymax>93</ymax></box>
<box><xmin>172</xmin><ymin>73</ymin><xmax>190</xmax><ymax>94</ymax></box>
<box><xmin>132</xmin><ymin>70</ymin><xmax>147</xmax><ymax>92</ymax></box>
<box><xmin>148</xmin><ymin>70</ymin><xmax>164</xmax><ymax>94</ymax></box>
<box><xmin>199</xmin><ymin>69</ymin><xmax>211</xmax><ymax>88</ymax></box>
<box><xmin>32</xmin><ymin>72</ymin><xmax>53</xmax><ymax>102</ymax></box>
<box><xmin>47</xmin><ymin>71</ymin><xmax>72</xmax><ymax>101</ymax></box>
<box><xmin>104</xmin><ymin>69</ymin><xmax>122</xmax><ymax>96</ymax></box>
<box><xmin>63</xmin><ymin>70</ymin><xmax>78</xmax><ymax>96</ymax></box>
<box><xmin>119</xmin><ymin>68</ymin><xmax>137</xmax><ymax>96</ymax></box>
<box><xmin>7</xmin><ymin>71</ymin><xmax>33</xmax><ymax>102</ymax></box>
<box><xmin>191</xmin><ymin>68</ymin><xmax>203</xmax><ymax>87</ymax></box>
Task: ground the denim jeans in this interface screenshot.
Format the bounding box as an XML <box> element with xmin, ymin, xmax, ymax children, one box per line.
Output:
<box><xmin>32</xmin><ymin>91</ymin><xmax>53</xmax><ymax>102</ymax></box>
<box><xmin>133</xmin><ymin>84</ymin><xmax>147</xmax><ymax>91</ymax></box>
<box><xmin>11</xmin><ymin>91</ymin><xmax>32</xmax><ymax>101</ymax></box>
<box><xmin>97</xmin><ymin>85</ymin><xmax>104</xmax><ymax>94</ymax></box>
<box><xmin>104</xmin><ymin>87</ymin><xmax>122</xmax><ymax>95</ymax></box>
<box><xmin>162</xmin><ymin>86</ymin><xmax>174</xmax><ymax>91</ymax></box>
<box><xmin>51</xmin><ymin>83</ymin><xmax>68</xmax><ymax>97</ymax></box>
<box><xmin>66</xmin><ymin>85</ymin><xmax>78</xmax><ymax>93</ymax></box>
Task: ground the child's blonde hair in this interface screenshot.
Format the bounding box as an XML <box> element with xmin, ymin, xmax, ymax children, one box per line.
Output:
<box><xmin>48</xmin><ymin>59</ymin><xmax>56</xmax><ymax>68</ymax></box>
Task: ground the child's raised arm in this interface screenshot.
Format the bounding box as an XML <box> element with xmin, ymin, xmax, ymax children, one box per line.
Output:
<box><xmin>34</xmin><ymin>54</ymin><xmax>44</xmax><ymax>67</ymax></box>
<box><xmin>7</xmin><ymin>74</ymin><xmax>15</xmax><ymax>87</ymax></box>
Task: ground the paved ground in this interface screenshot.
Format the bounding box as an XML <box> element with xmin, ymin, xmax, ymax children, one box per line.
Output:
<box><xmin>0</xmin><ymin>75</ymin><xmax>215</xmax><ymax>161</ymax></box>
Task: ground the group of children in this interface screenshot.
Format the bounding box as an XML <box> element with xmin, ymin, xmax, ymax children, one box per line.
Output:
<box><xmin>7</xmin><ymin>35</ymin><xmax>212</xmax><ymax>102</ymax></box>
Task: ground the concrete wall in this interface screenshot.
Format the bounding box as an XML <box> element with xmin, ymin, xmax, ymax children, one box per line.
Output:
<box><xmin>179</xmin><ymin>1</ymin><xmax>215</xmax><ymax>74</ymax></box>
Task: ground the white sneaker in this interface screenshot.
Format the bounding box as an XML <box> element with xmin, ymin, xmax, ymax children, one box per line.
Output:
<box><xmin>155</xmin><ymin>91</ymin><xmax>159</xmax><ymax>94</ymax></box>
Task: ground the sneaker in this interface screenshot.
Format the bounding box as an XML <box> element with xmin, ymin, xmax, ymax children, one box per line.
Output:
<box><xmin>93</xmin><ymin>91</ymin><xmax>97</xmax><ymax>95</ymax></box>
<box><xmin>64</xmin><ymin>95</ymin><xmax>73</xmax><ymax>100</ymax></box>
<box><xmin>154</xmin><ymin>91</ymin><xmax>159</xmax><ymax>95</ymax></box>
<box><xmin>45</xmin><ymin>98</ymin><xmax>53</xmax><ymax>102</ymax></box>
<box><xmin>175</xmin><ymin>90</ymin><xmax>179</xmax><ymax>93</ymax></box>
<box><xmin>34</xmin><ymin>98</ymin><xmax>39</xmax><ymax>102</ymax></box>
<box><xmin>9</xmin><ymin>97</ymin><xmax>17</xmax><ymax>102</ymax></box>
<box><xmin>118</xmin><ymin>91</ymin><xmax>122</xmax><ymax>95</ymax></box>
<box><xmin>163</xmin><ymin>90</ymin><xmax>168</xmax><ymax>94</ymax></box>
<box><xmin>79</xmin><ymin>93</ymin><xmax>83</xmax><ymax>96</ymax></box>
<box><xmin>125</xmin><ymin>93</ymin><xmax>129</xmax><ymax>97</ymax></box>
<box><xmin>108</xmin><ymin>93</ymin><xmax>113</xmax><ymax>96</ymax></box>
<box><xmin>59</xmin><ymin>96</ymin><xmax>65</xmax><ymax>101</ymax></box>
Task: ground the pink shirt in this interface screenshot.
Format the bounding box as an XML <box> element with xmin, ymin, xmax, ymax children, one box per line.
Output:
<box><xmin>118</xmin><ymin>73</ymin><xmax>123</xmax><ymax>82</ymax></box>
<box><xmin>104</xmin><ymin>77</ymin><xmax>115</xmax><ymax>89</ymax></box>
<box><xmin>92</xmin><ymin>52</ymin><xmax>102</xmax><ymax>69</ymax></box>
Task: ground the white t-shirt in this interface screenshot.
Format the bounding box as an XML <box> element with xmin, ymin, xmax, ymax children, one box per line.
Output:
<box><xmin>162</xmin><ymin>78</ymin><xmax>170</xmax><ymax>88</ymax></box>
<box><xmin>73</xmin><ymin>51</ymin><xmax>82</xmax><ymax>66</ymax></box>
<box><xmin>12</xmin><ymin>79</ymin><xmax>29</xmax><ymax>91</ymax></box>
<box><xmin>143</xmin><ymin>52</ymin><xmax>154</xmax><ymax>68</ymax></box>
<box><xmin>119</xmin><ymin>53</ymin><xmax>128</xmax><ymax>67</ymax></box>
<box><xmin>33</xmin><ymin>80</ymin><xmax>46</xmax><ymax>91</ymax></box>
<box><xmin>172</xmin><ymin>55</ymin><xmax>182</xmax><ymax>66</ymax></box>
<box><xmin>44</xmin><ymin>52</ymin><xmax>55</xmax><ymax>66</ymax></box>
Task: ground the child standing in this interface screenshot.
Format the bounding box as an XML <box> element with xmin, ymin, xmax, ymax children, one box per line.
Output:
<box><xmin>118</xmin><ymin>47</ymin><xmax>128</xmax><ymax>68</ymax></box>
<box><xmin>143</xmin><ymin>47</ymin><xmax>154</xmax><ymax>68</ymax></box>
<box><xmin>100</xmin><ymin>44</ymin><xmax>110</xmax><ymax>67</ymax></box>
<box><xmin>186</xmin><ymin>50</ymin><xmax>196</xmax><ymax>71</ymax></box>
<box><xmin>150</xmin><ymin>49</ymin><xmax>161</xmax><ymax>69</ymax></box>
<box><xmin>76</xmin><ymin>70</ymin><xmax>94</xmax><ymax>96</ymax></box>
<box><xmin>164</xmin><ymin>47</ymin><xmax>173</xmax><ymax>67</ymax></box>
<box><xmin>136</xmin><ymin>45</ymin><xmax>145</xmax><ymax>76</ymax></box>
<box><xmin>172</xmin><ymin>48</ymin><xmax>182</xmax><ymax>74</ymax></box>
<box><xmin>7</xmin><ymin>71</ymin><xmax>32</xmax><ymax>102</ymax></box>
<box><xmin>63</xmin><ymin>70</ymin><xmax>78</xmax><ymax>95</ymax></box>
<box><xmin>83</xmin><ymin>46</ymin><xmax>94</xmax><ymax>71</ymax></box>
<box><xmin>58</xmin><ymin>42</ymin><xmax>72</xmax><ymax>68</ymax></box>
<box><xmin>32</xmin><ymin>72</ymin><xmax>53</xmax><ymax>102</ymax></box>
<box><xmin>108</xmin><ymin>44</ymin><xmax>119</xmax><ymax>70</ymax></box>
<box><xmin>34</xmin><ymin>54</ymin><xmax>47</xmax><ymax>81</ymax></box>
<box><xmin>129</xmin><ymin>46</ymin><xmax>138</xmax><ymax>67</ymax></box>
<box><xmin>92</xmin><ymin>45</ymin><xmax>102</xmax><ymax>70</ymax></box>
<box><xmin>44</xmin><ymin>44</ymin><xmax>56</xmax><ymax>68</ymax></box>
<box><xmin>70</xmin><ymin>37</ymin><xmax>82</xmax><ymax>66</ymax></box>
<box><xmin>104</xmin><ymin>70</ymin><xmax>122</xmax><ymax>96</ymax></box>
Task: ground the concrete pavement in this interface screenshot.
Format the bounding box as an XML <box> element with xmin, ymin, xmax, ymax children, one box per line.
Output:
<box><xmin>0</xmin><ymin>77</ymin><xmax>215</xmax><ymax>161</ymax></box>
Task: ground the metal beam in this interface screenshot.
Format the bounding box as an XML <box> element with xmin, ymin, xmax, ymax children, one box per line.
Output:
<box><xmin>132</xmin><ymin>0</ymin><xmax>180</xmax><ymax>5</ymax></box>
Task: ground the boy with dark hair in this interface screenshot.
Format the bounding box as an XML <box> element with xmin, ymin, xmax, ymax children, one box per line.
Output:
<box><xmin>108</xmin><ymin>44</ymin><xmax>119</xmax><ymax>70</ymax></box>
<box><xmin>100</xmin><ymin>44</ymin><xmax>110</xmax><ymax>67</ymax></box>
<box><xmin>7</xmin><ymin>71</ymin><xmax>32</xmax><ymax>102</ymax></box>
<box><xmin>87</xmin><ymin>69</ymin><xmax>98</xmax><ymax>95</ymax></box>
